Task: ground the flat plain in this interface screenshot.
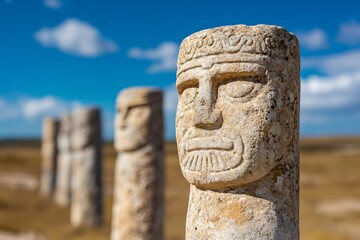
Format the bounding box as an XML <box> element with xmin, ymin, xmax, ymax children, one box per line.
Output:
<box><xmin>0</xmin><ymin>138</ymin><xmax>359</xmax><ymax>240</ymax></box>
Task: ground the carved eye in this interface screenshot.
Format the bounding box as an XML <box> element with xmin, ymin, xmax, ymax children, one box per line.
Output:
<box><xmin>181</xmin><ymin>87</ymin><xmax>197</xmax><ymax>105</ymax></box>
<box><xmin>128</xmin><ymin>106</ymin><xmax>148</xmax><ymax>120</ymax></box>
<box><xmin>226</xmin><ymin>81</ymin><xmax>256</xmax><ymax>98</ymax></box>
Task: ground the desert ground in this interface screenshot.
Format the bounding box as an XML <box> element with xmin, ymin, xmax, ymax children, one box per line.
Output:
<box><xmin>0</xmin><ymin>138</ymin><xmax>359</xmax><ymax>240</ymax></box>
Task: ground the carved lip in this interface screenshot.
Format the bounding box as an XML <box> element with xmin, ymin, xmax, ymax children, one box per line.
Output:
<box><xmin>185</xmin><ymin>137</ymin><xmax>234</xmax><ymax>151</ymax></box>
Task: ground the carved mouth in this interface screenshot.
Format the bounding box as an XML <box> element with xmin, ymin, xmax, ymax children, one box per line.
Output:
<box><xmin>117</xmin><ymin>129</ymin><xmax>145</xmax><ymax>140</ymax></box>
<box><xmin>183</xmin><ymin>151</ymin><xmax>241</xmax><ymax>173</ymax></box>
<box><xmin>179</xmin><ymin>127</ymin><xmax>244</xmax><ymax>173</ymax></box>
<box><xmin>119</xmin><ymin>131</ymin><xmax>135</xmax><ymax>138</ymax></box>
<box><xmin>185</xmin><ymin>137</ymin><xmax>234</xmax><ymax>151</ymax></box>
<box><xmin>182</xmin><ymin>137</ymin><xmax>241</xmax><ymax>173</ymax></box>
<box><xmin>119</xmin><ymin>135</ymin><xmax>134</xmax><ymax>141</ymax></box>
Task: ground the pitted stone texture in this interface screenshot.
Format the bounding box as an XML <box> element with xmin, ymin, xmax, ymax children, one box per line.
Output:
<box><xmin>54</xmin><ymin>115</ymin><xmax>72</xmax><ymax>207</ymax></box>
<box><xmin>176</xmin><ymin>24</ymin><xmax>300</xmax><ymax>239</ymax></box>
<box><xmin>70</xmin><ymin>107</ymin><xmax>102</xmax><ymax>227</ymax></box>
<box><xmin>111</xmin><ymin>87</ymin><xmax>164</xmax><ymax>240</ymax></box>
<box><xmin>40</xmin><ymin>118</ymin><xmax>59</xmax><ymax>197</ymax></box>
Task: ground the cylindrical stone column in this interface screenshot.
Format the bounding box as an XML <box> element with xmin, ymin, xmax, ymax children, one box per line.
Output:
<box><xmin>40</xmin><ymin>118</ymin><xmax>59</xmax><ymax>197</ymax></box>
<box><xmin>54</xmin><ymin>115</ymin><xmax>72</xmax><ymax>207</ymax></box>
<box><xmin>70</xmin><ymin>107</ymin><xmax>103</xmax><ymax>227</ymax></box>
<box><xmin>176</xmin><ymin>25</ymin><xmax>300</xmax><ymax>239</ymax></box>
<box><xmin>111</xmin><ymin>87</ymin><xmax>164</xmax><ymax>240</ymax></box>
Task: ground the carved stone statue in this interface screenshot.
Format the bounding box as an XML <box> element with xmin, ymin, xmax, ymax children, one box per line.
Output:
<box><xmin>111</xmin><ymin>87</ymin><xmax>164</xmax><ymax>240</ymax></box>
<box><xmin>54</xmin><ymin>115</ymin><xmax>72</xmax><ymax>207</ymax></box>
<box><xmin>40</xmin><ymin>118</ymin><xmax>59</xmax><ymax>197</ymax></box>
<box><xmin>176</xmin><ymin>24</ymin><xmax>300</xmax><ymax>239</ymax></box>
<box><xmin>70</xmin><ymin>107</ymin><xmax>103</xmax><ymax>227</ymax></box>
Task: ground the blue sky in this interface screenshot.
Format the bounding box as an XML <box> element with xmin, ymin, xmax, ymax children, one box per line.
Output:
<box><xmin>1</xmin><ymin>0</ymin><xmax>360</xmax><ymax>140</ymax></box>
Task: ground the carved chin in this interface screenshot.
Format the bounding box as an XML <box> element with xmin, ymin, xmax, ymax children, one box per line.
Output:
<box><xmin>179</xmin><ymin>127</ymin><xmax>278</xmax><ymax>188</ymax></box>
<box><xmin>179</xmin><ymin>126</ymin><xmax>246</xmax><ymax>186</ymax></box>
<box><xmin>181</xmin><ymin>147</ymin><xmax>276</xmax><ymax>188</ymax></box>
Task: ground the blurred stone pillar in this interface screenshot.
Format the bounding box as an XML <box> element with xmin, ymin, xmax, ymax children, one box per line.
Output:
<box><xmin>70</xmin><ymin>107</ymin><xmax>102</xmax><ymax>227</ymax></box>
<box><xmin>40</xmin><ymin>118</ymin><xmax>59</xmax><ymax>197</ymax></box>
<box><xmin>176</xmin><ymin>25</ymin><xmax>300</xmax><ymax>239</ymax></box>
<box><xmin>54</xmin><ymin>115</ymin><xmax>72</xmax><ymax>207</ymax></box>
<box><xmin>111</xmin><ymin>88</ymin><xmax>164</xmax><ymax>240</ymax></box>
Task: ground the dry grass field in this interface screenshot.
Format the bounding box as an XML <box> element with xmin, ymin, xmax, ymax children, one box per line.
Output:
<box><xmin>0</xmin><ymin>138</ymin><xmax>359</xmax><ymax>240</ymax></box>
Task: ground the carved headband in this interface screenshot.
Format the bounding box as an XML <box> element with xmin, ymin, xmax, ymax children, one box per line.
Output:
<box><xmin>177</xmin><ymin>25</ymin><xmax>299</xmax><ymax>75</ymax></box>
<box><xmin>117</xmin><ymin>88</ymin><xmax>163</xmax><ymax>107</ymax></box>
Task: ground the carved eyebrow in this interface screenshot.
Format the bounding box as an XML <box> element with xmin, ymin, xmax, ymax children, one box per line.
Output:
<box><xmin>176</xmin><ymin>78</ymin><xmax>199</xmax><ymax>93</ymax></box>
<box><xmin>121</xmin><ymin>103</ymin><xmax>149</xmax><ymax>111</ymax></box>
<box><xmin>213</xmin><ymin>70</ymin><xmax>264</xmax><ymax>83</ymax></box>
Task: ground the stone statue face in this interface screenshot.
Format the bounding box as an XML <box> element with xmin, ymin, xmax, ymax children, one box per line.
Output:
<box><xmin>71</xmin><ymin>108</ymin><xmax>100</xmax><ymax>150</ymax></box>
<box><xmin>176</xmin><ymin>25</ymin><xmax>299</xmax><ymax>189</ymax></box>
<box><xmin>114</xmin><ymin>95</ymin><xmax>152</xmax><ymax>152</ymax></box>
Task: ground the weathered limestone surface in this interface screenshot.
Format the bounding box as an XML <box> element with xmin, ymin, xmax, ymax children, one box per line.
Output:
<box><xmin>111</xmin><ymin>88</ymin><xmax>164</xmax><ymax>240</ymax></box>
<box><xmin>40</xmin><ymin>118</ymin><xmax>59</xmax><ymax>197</ymax></box>
<box><xmin>70</xmin><ymin>107</ymin><xmax>102</xmax><ymax>227</ymax></box>
<box><xmin>54</xmin><ymin>115</ymin><xmax>72</xmax><ymax>207</ymax></box>
<box><xmin>176</xmin><ymin>24</ymin><xmax>300</xmax><ymax>239</ymax></box>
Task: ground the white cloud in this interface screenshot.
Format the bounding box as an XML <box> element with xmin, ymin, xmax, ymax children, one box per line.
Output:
<box><xmin>296</xmin><ymin>28</ymin><xmax>328</xmax><ymax>50</ymax></box>
<box><xmin>0</xmin><ymin>95</ymin><xmax>83</xmax><ymax>121</ymax></box>
<box><xmin>0</xmin><ymin>98</ymin><xmax>20</xmax><ymax>120</ymax></box>
<box><xmin>301</xmin><ymin>71</ymin><xmax>360</xmax><ymax>111</ymax></box>
<box><xmin>128</xmin><ymin>42</ymin><xmax>179</xmax><ymax>74</ymax></box>
<box><xmin>44</xmin><ymin>0</ymin><xmax>62</xmax><ymax>9</ymax></box>
<box><xmin>21</xmin><ymin>96</ymin><xmax>82</xmax><ymax>120</ymax></box>
<box><xmin>302</xmin><ymin>49</ymin><xmax>360</xmax><ymax>75</ymax></box>
<box><xmin>0</xmin><ymin>95</ymin><xmax>119</xmax><ymax>139</ymax></box>
<box><xmin>35</xmin><ymin>19</ymin><xmax>118</xmax><ymax>57</ymax></box>
<box><xmin>337</xmin><ymin>21</ymin><xmax>360</xmax><ymax>45</ymax></box>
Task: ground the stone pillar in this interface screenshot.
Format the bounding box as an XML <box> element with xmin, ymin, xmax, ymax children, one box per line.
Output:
<box><xmin>176</xmin><ymin>25</ymin><xmax>300</xmax><ymax>239</ymax></box>
<box><xmin>54</xmin><ymin>115</ymin><xmax>72</xmax><ymax>207</ymax></box>
<box><xmin>40</xmin><ymin>118</ymin><xmax>59</xmax><ymax>196</ymax></box>
<box><xmin>70</xmin><ymin>107</ymin><xmax>102</xmax><ymax>227</ymax></box>
<box><xmin>111</xmin><ymin>87</ymin><xmax>164</xmax><ymax>240</ymax></box>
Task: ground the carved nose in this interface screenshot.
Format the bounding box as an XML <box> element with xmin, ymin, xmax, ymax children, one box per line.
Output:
<box><xmin>193</xmin><ymin>96</ymin><xmax>223</xmax><ymax>129</ymax></box>
<box><xmin>118</xmin><ymin>108</ymin><xmax>128</xmax><ymax>129</ymax></box>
